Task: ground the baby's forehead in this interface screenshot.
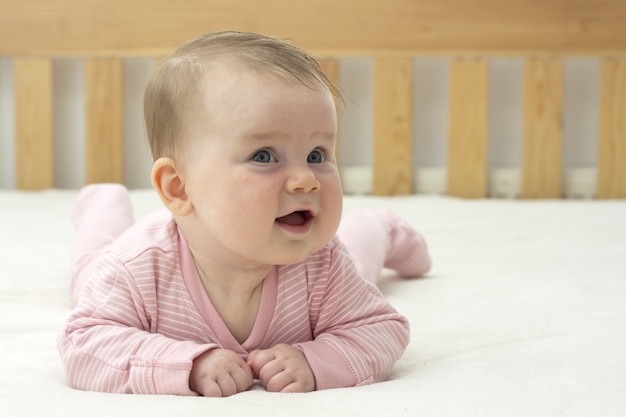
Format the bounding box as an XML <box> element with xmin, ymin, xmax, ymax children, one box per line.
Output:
<box><xmin>184</xmin><ymin>66</ymin><xmax>336</xmax><ymax>136</ymax></box>
<box><xmin>197</xmin><ymin>58</ymin><xmax>330</xmax><ymax>94</ymax></box>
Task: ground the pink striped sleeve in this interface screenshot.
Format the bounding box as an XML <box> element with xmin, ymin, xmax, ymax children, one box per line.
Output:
<box><xmin>294</xmin><ymin>238</ymin><xmax>410</xmax><ymax>389</ymax></box>
<box><xmin>57</xmin><ymin>251</ymin><xmax>216</xmax><ymax>395</ymax></box>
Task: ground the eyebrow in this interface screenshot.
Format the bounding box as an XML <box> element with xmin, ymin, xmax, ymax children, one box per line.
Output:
<box><xmin>244</xmin><ymin>131</ymin><xmax>289</xmax><ymax>141</ymax></box>
<box><xmin>244</xmin><ymin>131</ymin><xmax>336</xmax><ymax>142</ymax></box>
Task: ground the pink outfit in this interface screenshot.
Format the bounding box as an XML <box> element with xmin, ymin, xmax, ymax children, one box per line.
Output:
<box><xmin>58</xmin><ymin>185</ymin><xmax>431</xmax><ymax>395</ymax></box>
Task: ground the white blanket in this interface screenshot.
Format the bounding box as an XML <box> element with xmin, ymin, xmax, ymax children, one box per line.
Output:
<box><xmin>1</xmin><ymin>190</ymin><xmax>624</xmax><ymax>416</ymax></box>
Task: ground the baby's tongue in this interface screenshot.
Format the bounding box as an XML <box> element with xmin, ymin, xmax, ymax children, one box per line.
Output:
<box><xmin>276</xmin><ymin>211</ymin><xmax>306</xmax><ymax>226</ymax></box>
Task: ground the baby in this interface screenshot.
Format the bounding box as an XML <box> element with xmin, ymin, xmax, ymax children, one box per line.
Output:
<box><xmin>58</xmin><ymin>31</ymin><xmax>431</xmax><ymax>397</ymax></box>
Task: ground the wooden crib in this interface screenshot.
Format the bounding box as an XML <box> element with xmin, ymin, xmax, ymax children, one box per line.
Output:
<box><xmin>1</xmin><ymin>0</ymin><xmax>625</xmax><ymax>198</ymax></box>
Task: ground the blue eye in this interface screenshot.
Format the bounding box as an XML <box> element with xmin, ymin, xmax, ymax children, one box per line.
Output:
<box><xmin>252</xmin><ymin>150</ymin><xmax>276</xmax><ymax>163</ymax></box>
<box><xmin>307</xmin><ymin>149</ymin><xmax>325</xmax><ymax>164</ymax></box>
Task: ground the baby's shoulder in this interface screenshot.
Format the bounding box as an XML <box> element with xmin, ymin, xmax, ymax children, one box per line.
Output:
<box><xmin>106</xmin><ymin>209</ymin><xmax>179</xmax><ymax>265</ymax></box>
<box><xmin>290</xmin><ymin>235</ymin><xmax>355</xmax><ymax>280</ymax></box>
<box><xmin>309</xmin><ymin>235</ymin><xmax>351</xmax><ymax>263</ymax></box>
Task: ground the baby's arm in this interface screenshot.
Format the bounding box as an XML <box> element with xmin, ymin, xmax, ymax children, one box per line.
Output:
<box><xmin>58</xmin><ymin>253</ymin><xmax>223</xmax><ymax>396</ymax></box>
<box><xmin>294</xmin><ymin>240</ymin><xmax>410</xmax><ymax>390</ymax></box>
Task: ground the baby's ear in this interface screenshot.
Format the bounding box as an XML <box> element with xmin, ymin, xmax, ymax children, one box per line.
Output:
<box><xmin>151</xmin><ymin>157</ymin><xmax>193</xmax><ymax>216</ymax></box>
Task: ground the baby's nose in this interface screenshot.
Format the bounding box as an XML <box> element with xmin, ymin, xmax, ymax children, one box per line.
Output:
<box><xmin>286</xmin><ymin>167</ymin><xmax>321</xmax><ymax>193</ymax></box>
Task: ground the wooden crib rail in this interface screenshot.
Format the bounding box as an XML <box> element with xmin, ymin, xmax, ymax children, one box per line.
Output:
<box><xmin>2</xmin><ymin>0</ymin><xmax>626</xmax><ymax>56</ymax></box>
<box><xmin>372</xmin><ymin>56</ymin><xmax>626</xmax><ymax>199</ymax></box>
<box><xmin>8</xmin><ymin>55</ymin><xmax>626</xmax><ymax>198</ymax></box>
<box><xmin>13</xmin><ymin>58</ymin><xmax>125</xmax><ymax>188</ymax></box>
<box><xmin>2</xmin><ymin>0</ymin><xmax>626</xmax><ymax>198</ymax></box>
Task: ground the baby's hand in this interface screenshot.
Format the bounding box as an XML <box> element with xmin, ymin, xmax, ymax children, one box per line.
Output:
<box><xmin>247</xmin><ymin>344</ymin><xmax>315</xmax><ymax>393</ymax></box>
<box><xmin>190</xmin><ymin>348</ymin><xmax>253</xmax><ymax>397</ymax></box>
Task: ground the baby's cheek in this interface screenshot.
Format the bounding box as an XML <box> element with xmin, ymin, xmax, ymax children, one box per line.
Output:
<box><xmin>326</xmin><ymin>192</ymin><xmax>344</xmax><ymax>235</ymax></box>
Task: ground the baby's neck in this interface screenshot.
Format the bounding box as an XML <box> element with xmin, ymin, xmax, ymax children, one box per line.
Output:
<box><xmin>193</xmin><ymin>256</ymin><xmax>271</xmax><ymax>344</ymax></box>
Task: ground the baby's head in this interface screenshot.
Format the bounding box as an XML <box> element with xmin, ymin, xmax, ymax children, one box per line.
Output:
<box><xmin>144</xmin><ymin>31</ymin><xmax>345</xmax><ymax>267</ymax></box>
<box><xmin>144</xmin><ymin>31</ymin><xmax>341</xmax><ymax>160</ymax></box>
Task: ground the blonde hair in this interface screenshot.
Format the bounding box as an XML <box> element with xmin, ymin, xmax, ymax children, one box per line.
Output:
<box><xmin>144</xmin><ymin>31</ymin><xmax>341</xmax><ymax>160</ymax></box>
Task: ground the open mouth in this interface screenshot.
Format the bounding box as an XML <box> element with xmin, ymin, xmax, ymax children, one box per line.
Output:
<box><xmin>275</xmin><ymin>210</ymin><xmax>313</xmax><ymax>226</ymax></box>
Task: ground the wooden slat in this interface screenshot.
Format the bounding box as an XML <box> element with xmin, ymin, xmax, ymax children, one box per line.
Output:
<box><xmin>521</xmin><ymin>58</ymin><xmax>563</xmax><ymax>199</ymax></box>
<box><xmin>14</xmin><ymin>58</ymin><xmax>53</xmax><ymax>190</ymax></box>
<box><xmin>1</xmin><ymin>0</ymin><xmax>625</xmax><ymax>56</ymax></box>
<box><xmin>373</xmin><ymin>57</ymin><xmax>413</xmax><ymax>196</ymax></box>
<box><xmin>85</xmin><ymin>58</ymin><xmax>123</xmax><ymax>184</ymax></box>
<box><xmin>597</xmin><ymin>58</ymin><xmax>626</xmax><ymax>199</ymax></box>
<box><xmin>447</xmin><ymin>58</ymin><xmax>488</xmax><ymax>198</ymax></box>
<box><xmin>317</xmin><ymin>57</ymin><xmax>341</xmax><ymax>164</ymax></box>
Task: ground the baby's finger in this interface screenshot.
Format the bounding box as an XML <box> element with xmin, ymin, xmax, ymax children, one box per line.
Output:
<box><xmin>198</xmin><ymin>379</ymin><xmax>223</xmax><ymax>397</ymax></box>
<box><xmin>257</xmin><ymin>357</ymin><xmax>291</xmax><ymax>390</ymax></box>
<box><xmin>247</xmin><ymin>349</ymin><xmax>275</xmax><ymax>376</ymax></box>
<box><xmin>216</xmin><ymin>374</ymin><xmax>238</xmax><ymax>397</ymax></box>
<box><xmin>279</xmin><ymin>380</ymin><xmax>308</xmax><ymax>393</ymax></box>
<box><xmin>264</xmin><ymin>369</ymin><xmax>294</xmax><ymax>393</ymax></box>
<box><xmin>232</xmin><ymin>363</ymin><xmax>254</xmax><ymax>392</ymax></box>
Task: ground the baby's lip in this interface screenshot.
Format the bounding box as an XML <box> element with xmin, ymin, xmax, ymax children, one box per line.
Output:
<box><xmin>275</xmin><ymin>210</ymin><xmax>313</xmax><ymax>226</ymax></box>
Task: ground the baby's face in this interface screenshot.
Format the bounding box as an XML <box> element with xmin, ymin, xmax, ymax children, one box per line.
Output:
<box><xmin>178</xmin><ymin>69</ymin><xmax>343</xmax><ymax>268</ymax></box>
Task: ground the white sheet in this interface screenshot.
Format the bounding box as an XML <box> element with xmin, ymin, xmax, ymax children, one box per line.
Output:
<box><xmin>1</xmin><ymin>190</ymin><xmax>624</xmax><ymax>416</ymax></box>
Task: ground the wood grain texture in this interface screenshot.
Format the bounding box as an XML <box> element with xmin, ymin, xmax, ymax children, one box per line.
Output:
<box><xmin>85</xmin><ymin>59</ymin><xmax>123</xmax><ymax>184</ymax></box>
<box><xmin>14</xmin><ymin>59</ymin><xmax>53</xmax><ymax>190</ymax></box>
<box><xmin>373</xmin><ymin>58</ymin><xmax>413</xmax><ymax>196</ymax></box>
<box><xmin>597</xmin><ymin>58</ymin><xmax>626</xmax><ymax>199</ymax></box>
<box><xmin>521</xmin><ymin>59</ymin><xmax>563</xmax><ymax>199</ymax></box>
<box><xmin>1</xmin><ymin>0</ymin><xmax>625</xmax><ymax>56</ymax></box>
<box><xmin>447</xmin><ymin>58</ymin><xmax>488</xmax><ymax>198</ymax></box>
<box><xmin>317</xmin><ymin>57</ymin><xmax>341</xmax><ymax>164</ymax></box>
<box><xmin>4</xmin><ymin>1</ymin><xmax>625</xmax><ymax>196</ymax></box>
